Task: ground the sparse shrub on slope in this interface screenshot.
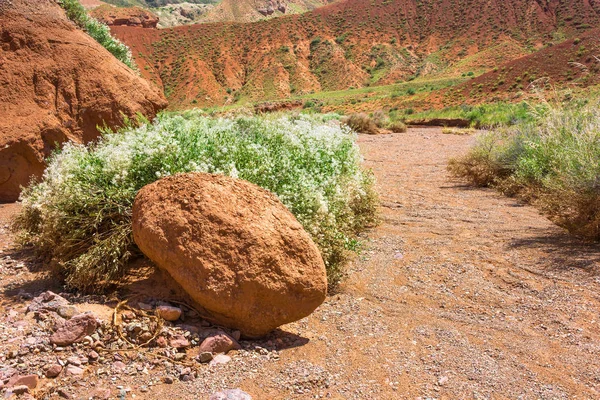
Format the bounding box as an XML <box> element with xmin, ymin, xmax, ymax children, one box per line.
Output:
<box><xmin>449</xmin><ymin>101</ymin><xmax>600</xmax><ymax>239</ymax></box>
<box><xmin>58</xmin><ymin>0</ymin><xmax>136</xmax><ymax>70</ymax></box>
<box><xmin>16</xmin><ymin>113</ymin><xmax>377</xmax><ymax>291</ymax></box>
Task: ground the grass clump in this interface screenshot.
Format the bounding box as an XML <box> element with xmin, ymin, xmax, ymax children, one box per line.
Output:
<box><xmin>342</xmin><ymin>113</ymin><xmax>380</xmax><ymax>134</ymax></box>
<box><xmin>442</xmin><ymin>127</ymin><xmax>475</xmax><ymax>135</ymax></box>
<box><xmin>58</xmin><ymin>0</ymin><xmax>136</xmax><ymax>70</ymax></box>
<box><xmin>449</xmin><ymin>101</ymin><xmax>600</xmax><ymax>239</ymax></box>
<box><xmin>406</xmin><ymin>102</ymin><xmax>541</xmax><ymax>128</ymax></box>
<box><xmin>342</xmin><ymin>110</ymin><xmax>406</xmax><ymax>134</ymax></box>
<box><xmin>16</xmin><ymin>113</ymin><xmax>377</xmax><ymax>291</ymax></box>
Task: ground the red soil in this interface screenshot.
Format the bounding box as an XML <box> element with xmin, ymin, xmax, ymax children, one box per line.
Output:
<box><xmin>111</xmin><ymin>0</ymin><xmax>600</xmax><ymax>108</ymax></box>
<box><xmin>90</xmin><ymin>5</ymin><xmax>159</xmax><ymax>28</ymax></box>
<box><xmin>0</xmin><ymin>0</ymin><xmax>167</xmax><ymax>202</ymax></box>
<box><xmin>447</xmin><ymin>30</ymin><xmax>600</xmax><ymax>104</ymax></box>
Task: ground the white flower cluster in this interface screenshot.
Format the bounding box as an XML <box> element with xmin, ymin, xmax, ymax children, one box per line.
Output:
<box><xmin>20</xmin><ymin>112</ymin><xmax>376</xmax><ymax>284</ymax></box>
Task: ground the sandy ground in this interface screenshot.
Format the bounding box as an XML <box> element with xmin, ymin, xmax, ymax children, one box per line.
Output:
<box><xmin>1</xmin><ymin>128</ymin><xmax>599</xmax><ymax>399</ymax></box>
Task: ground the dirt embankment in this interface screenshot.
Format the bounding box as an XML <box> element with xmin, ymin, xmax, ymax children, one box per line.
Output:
<box><xmin>0</xmin><ymin>0</ymin><xmax>167</xmax><ymax>202</ymax></box>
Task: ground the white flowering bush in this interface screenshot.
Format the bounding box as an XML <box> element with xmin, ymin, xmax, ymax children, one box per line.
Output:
<box><xmin>17</xmin><ymin>112</ymin><xmax>377</xmax><ymax>290</ymax></box>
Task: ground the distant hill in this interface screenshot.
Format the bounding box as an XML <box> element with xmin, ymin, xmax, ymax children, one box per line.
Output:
<box><xmin>94</xmin><ymin>0</ymin><xmax>334</xmax><ymax>26</ymax></box>
<box><xmin>448</xmin><ymin>31</ymin><xmax>600</xmax><ymax>105</ymax></box>
<box><xmin>111</xmin><ymin>0</ymin><xmax>600</xmax><ymax>108</ymax></box>
<box><xmin>200</xmin><ymin>0</ymin><xmax>336</xmax><ymax>23</ymax></box>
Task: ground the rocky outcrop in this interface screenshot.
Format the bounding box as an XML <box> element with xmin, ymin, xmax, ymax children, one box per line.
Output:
<box><xmin>0</xmin><ymin>0</ymin><xmax>167</xmax><ymax>202</ymax></box>
<box><xmin>132</xmin><ymin>173</ymin><xmax>328</xmax><ymax>337</ymax></box>
<box><xmin>90</xmin><ymin>5</ymin><xmax>159</xmax><ymax>28</ymax></box>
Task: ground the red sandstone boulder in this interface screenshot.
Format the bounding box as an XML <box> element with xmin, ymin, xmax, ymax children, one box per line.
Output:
<box><xmin>0</xmin><ymin>0</ymin><xmax>167</xmax><ymax>202</ymax></box>
<box><xmin>132</xmin><ymin>173</ymin><xmax>327</xmax><ymax>337</ymax></box>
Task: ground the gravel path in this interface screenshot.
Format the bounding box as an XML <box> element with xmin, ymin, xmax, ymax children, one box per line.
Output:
<box><xmin>1</xmin><ymin>128</ymin><xmax>599</xmax><ymax>399</ymax></box>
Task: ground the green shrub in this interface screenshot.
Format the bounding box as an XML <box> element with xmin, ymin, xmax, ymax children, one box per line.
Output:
<box><xmin>16</xmin><ymin>113</ymin><xmax>377</xmax><ymax>290</ymax></box>
<box><xmin>449</xmin><ymin>101</ymin><xmax>600</xmax><ymax>239</ymax></box>
<box><xmin>58</xmin><ymin>0</ymin><xmax>136</xmax><ymax>70</ymax></box>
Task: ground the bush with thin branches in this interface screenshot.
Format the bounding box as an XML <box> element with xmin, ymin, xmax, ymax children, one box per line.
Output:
<box><xmin>16</xmin><ymin>113</ymin><xmax>377</xmax><ymax>290</ymax></box>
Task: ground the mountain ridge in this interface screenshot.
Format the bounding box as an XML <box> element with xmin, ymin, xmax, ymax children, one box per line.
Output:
<box><xmin>111</xmin><ymin>0</ymin><xmax>600</xmax><ymax>108</ymax></box>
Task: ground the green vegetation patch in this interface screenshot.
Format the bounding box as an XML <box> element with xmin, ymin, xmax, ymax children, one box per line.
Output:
<box><xmin>449</xmin><ymin>100</ymin><xmax>600</xmax><ymax>239</ymax></box>
<box><xmin>58</xmin><ymin>0</ymin><xmax>136</xmax><ymax>70</ymax></box>
<box><xmin>405</xmin><ymin>102</ymin><xmax>540</xmax><ymax>128</ymax></box>
<box><xmin>16</xmin><ymin>113</ymin><xmax>377</xmax><ymax>291</ymax></box>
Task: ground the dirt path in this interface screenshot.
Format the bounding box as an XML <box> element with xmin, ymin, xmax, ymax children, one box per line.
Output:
<box><xmin>1</xmin><ymin>128</ymin><xmax>599</xmax><ymax>399</ymax></box>
<box><xmin>234</xmin><ymin>128</ymin><xmax>600</xmax><ymax>399</ymax></box>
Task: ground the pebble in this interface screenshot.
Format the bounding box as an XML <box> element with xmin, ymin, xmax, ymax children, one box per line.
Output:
<box><xmin>199</xmin><ymin>332</ymin><xmax>240</xmax><ymax>354</ymax></box>
<box><xmin>169</xmin><ymin>334</ymin><xmax>190</xmax><ymax>349</ymax></box>
<box><xmin>198</xmin><ymin>352</ymin><xmax>213</xmax><ymax>363</ymax></box>
<box><xmin>156</xmin><ymin>305</ymin><xmax>182</xmax><ymax>321</ymax></box>
<box><xmin>44</xmin><ymin>364</ymin><xmax>63</xmax><ymax>378</ymax></box>
<box><xmin>65</xmin><ymin>365</ymin><xmax>84</xmax><ymax>376</ymax></box>
<box><xmin>57</xmin><ymin>305</ymin><xmax>79</xmax><ymax>319</ymax></box>
<box><xmin>88</xmin><ymin>350</ymin><xmax>99</xmax><ymax>361</ymax></box>
<box><xmin>163</xmin><ymin>376</ymin><xmax>174</xmax><ymax>384</ymax></box>
<box><xmin>209</xmin><ymin>354</ymin><xmax>232</xmax><ymax>366</ymax></box>
<box><xmin>67</xmin><ymin>356</ymin><xmax>82</xmax><ymax>366</ymax></box>
<box><xmin>6</xmin><ymin>374</ymin><xmax>38</xmax><ymax>390</ymax></box>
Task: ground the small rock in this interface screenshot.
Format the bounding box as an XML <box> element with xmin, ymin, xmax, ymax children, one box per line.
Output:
<box><xmin>209</xmin><ymin>389</ymin><xmax>252</xmax><ymax>400</ymax></box>
<box><xmin>27</xmin><ymin>291</ymin><xmax>69</xmax><ymax>314</ymax></box>
<box><xmin>156</xmin><ymin>336</ymin><xmax>168</xmax><ymax>348</ymax></box>
<box><xmin>112</xmin><ymin>361</ymin><xmax>127</xmax><ymax>373</ymax></box>
<box><xmin>121</xmin><ymin>311</ymin><xmax>136</xmax><ymax>320</ymax></box>
<box><xmin>51</xmin><ymin>313</ymin><xmax>98</xmax><ymax>346</ymax></box>
<box><xmin>91</xmin><ymin>388</ymin><xmax>111</xmax><ymax>400</ymax></box>
<box><xmin>163</xmin><ymin>376</ymin><xmax>174</xmax><ymax>384</ymax></box>
<box><xmin>199</xmin><ymin>332</ymin><xmax>240</xmax><ymax>355</ymax></box>
<box><xmin>169</xmin><ymin>334</ymin><xmax>190</xmax><ymax>349</ymax></box>
<box><xmin>67</xmin><ymin>356</ymin><xmax>82</xmax><ymax>366</ymax></box>
<box><xmin>44</xmin><ymin>364</ymin><xmax>63</xmax><ymax>378</ymax></box>
<box><xmin>209</xmin><ymin>354</ymin><xmax>231</xmax><ymax>366</ymax></box>
<box><xmin>7</xmin><ymin>374</ymin><xmax>38</xmax><ymax>390</ymax></box>
<box><xmin>65</xmin><ymin>365</ymin><xmax>84</xmax><ymax>376</ymax></box>
<box><xmin>438</xmin><ymin>375</ymin><xmax>449</xmax><ymax>386</ymax></box>
<box><xmin>197</xmin><ymin>352</ymin><xmax>213</xmax><ymax>363</ymax></box>
<box><xmin>57</xmin><ymin>388</ymin><xmax>71</xmax><ymax>399</ymax></box>
<box><xmin>57</xmin><ymin>305</ymin><xmax>79</xmax><ymax>319</ymax></box>
<box><xmin>180</xmin><ymin>373</ymin><xmax>193</xmax><ymax>382</ymax></box>
<box><xmin>156</xmin><ymin>305</ymin><xmax>182</xmax><ymax>321</ymax></box>
<box><xmin>88</xmin><ymin>350</ymin><xmax>99</xmax><ymax>362</ymax></box>
<box><xmin>138</xmin><ymin>331</ymin><xmax>153</xmax><ymax>342</ymax></box>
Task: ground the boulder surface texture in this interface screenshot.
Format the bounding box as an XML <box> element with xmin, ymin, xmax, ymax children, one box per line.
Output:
<box><xmin>132</xmin><ymin>173</ymin><xmax>328</xmax><ymax>337</ymax></box>
<box><xmin>0</xmin><ymin>0</ymin><xmax>167</xmax><ymax>202</ymax></box>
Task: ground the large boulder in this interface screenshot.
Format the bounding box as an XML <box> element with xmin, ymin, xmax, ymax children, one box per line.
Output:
<box><xmin>132</xmin><ymin>173</ymin><xmax>327</xmax><ymax>337</ymax></box>
<box><xmin>0</xmin><ymin>0</ymin><xmax>167</xmax><ymax>202</ymax></box>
